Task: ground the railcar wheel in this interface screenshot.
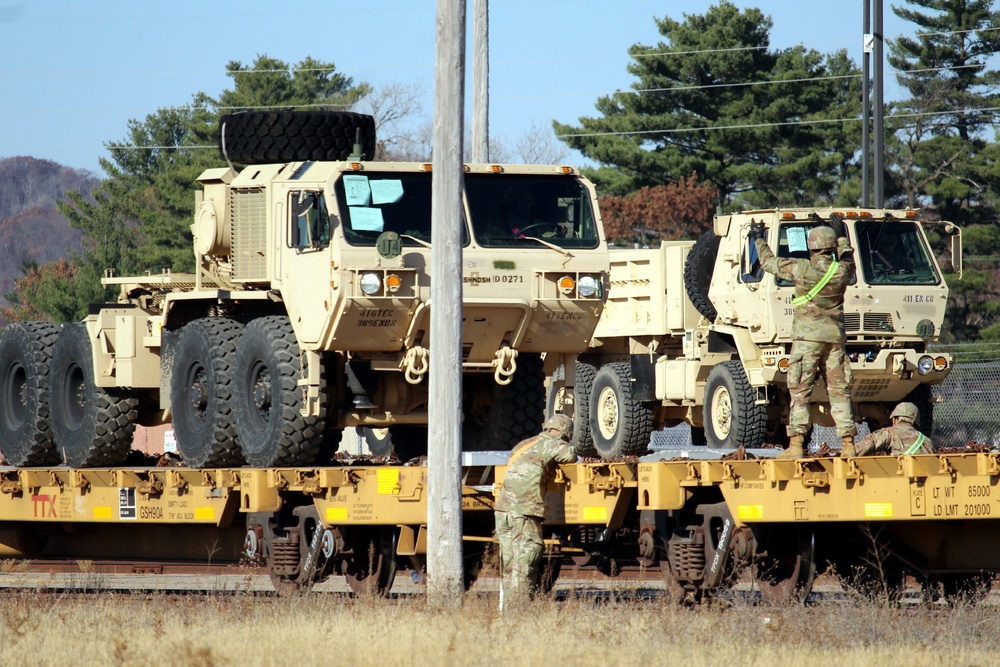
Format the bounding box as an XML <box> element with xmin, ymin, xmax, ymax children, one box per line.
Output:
<box><xmin>51</xmin><ymin>323</ymin><xmax>138</xmax><ymax>467</ymax></box>
<box><xmin>589</xmin><ymin>362</ymin><xmax>653</xmax><ymax>459</ymax></box>
<box><xmin>546</xmin><ymin>361</ymin><xmax>597</xmax><ymax>457</ymax></box>
<box><xmin>170</xmin><ymin>318</ymin><xmax>245</xmax><ymax>468</ymax></box>
<box><xmin>233</xmin><ymin>316</ymin><xmax>325</xmax><ymax>467</ymax></box>
<box><xmin>342</xmin><ymin>527</ymin><xmax>397</xmax><ymax>596</ymax></box>
<box><xmin>752</xmin><ymin>525</ymin><xmax>816</xmax><ymax>604</ymax></box>
<box><xmin>0</xmin><ymin>321</ymin><xmax>61</xmax><ymax>466</ymax></box>
<box><xmin>703</xmin><ymin>361</ymin><xmax>766</xmax><ymax>449</ymax></box>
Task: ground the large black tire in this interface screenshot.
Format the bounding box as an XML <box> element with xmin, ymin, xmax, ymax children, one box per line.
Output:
<box><xmin>463</xmin><ymin>353</ymin><xmax>545</xmax><ymax>451</ymax></box>
<box><xmin>684</xmin><ymin>230</ymin><xmax>721</xmax><ymax>322</ymax></box>
<box><xmin>391</xmin><ymin>425</ymin><xmax>428</xmax><ymax>463</ymax></box>
<box><xmin>232</xmin><ymin>316</ymin><xmax>325</xmax><ymax>467</ymax></box>
<box><xmin>589</xmin><ymin>362</ymin><xmax>654</xmax><ymax>459</ymax></box>
<box><xmin>0</xmin><ymin>321</ymin><xmax>61</xmax><ymax>466</ymax></box>
<box><xmin>50</xmin><ymin>323</ymin><xmax>139</xmax><ymax>468</ymax></box>
<box><xmin>905</xmin><ymin>383</ymin><xmax>934</xmax><ymax>436</ymax></box>
<box><xmin>170</xmin><ymin>318</ymin><xmax>245</xmax><ymax>468</ymax></box>
<box><xmin>703</xmin><ymin>361</ymin><xmax>766</xmax><ymax>449</ymax></box>
<box><xmin>220</xmin><ymin>112</ymin><xmax>377</xmax><ymax>165</ymax></box>
<box><xmin>546</xmin><ymin>361</ymin><xmax>597</xmax><ymax>457</ymax></box>
<box><xmin>360</xmin><ymin>426</ymin><xmax>393</xmax><ymax>457</ymax></box>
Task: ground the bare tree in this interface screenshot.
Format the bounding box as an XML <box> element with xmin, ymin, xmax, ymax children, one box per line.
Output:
<box><xmin>353</xmin><ymin>81</ymin><xmax>429</xmax><ymax>161</ymax></box>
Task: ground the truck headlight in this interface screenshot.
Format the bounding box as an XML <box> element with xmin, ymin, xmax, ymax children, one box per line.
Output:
<box><xmin>360</xmin><ymin>272</ymin><xmax>382</xmax><ymax>295</ymax></box>
<box><xmin>917</xmin><ymin>355</ymin><xmax>935</xmax><ymax>375</ymax></box>
<box><xmin>577</xmin><ymin>275</ymin><xmax>599</xmax><ymax>298</ymax></box>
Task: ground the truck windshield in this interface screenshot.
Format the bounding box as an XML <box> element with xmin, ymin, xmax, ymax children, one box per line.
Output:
<box><xmin>465</xmin><ymin>174</ymin><xmax>600</xmax><ymax>249</ymax></box>
<box><xmin>334</xmin><ymin>171</ymin><xmax>469</xmax><ymax>247</ymax></box>
<box><xmin>773</xmin><ymin>223</ymin><xmax>857</xmax><ymax>287</ymax></box>
<box><xmin>855</xmin><ymin>221</ymin><xmax>940</xmax><ymax>285</ymax></box>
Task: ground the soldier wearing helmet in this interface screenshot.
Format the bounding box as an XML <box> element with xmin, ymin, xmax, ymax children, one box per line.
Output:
<box><xmin>494</xmin><ymin>413</ymin><xmax>576</xmax><ymax>609</ymax></box>
<box><xmin>851</xmin><ymin>402</ymin><xmax>934</xmax><ymax>456</ymax></box>
<box><xmin>749</xmin><ymin>214</ymin><xmax>857</xmax><ymax>459</ymax></box>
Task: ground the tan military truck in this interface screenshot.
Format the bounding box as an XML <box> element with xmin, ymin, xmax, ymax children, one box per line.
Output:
<box><xmin>0</xmin><ymin>111</ymin><xmax>609</xmax><ymax>468</ymax></box>
<box><xmin>547</xmin><ymin>207</ymin><xmax>960</xmax><ymax>457</ymax></box>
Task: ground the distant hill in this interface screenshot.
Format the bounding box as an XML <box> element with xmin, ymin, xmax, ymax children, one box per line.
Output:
<box><xmin>0</xmin><ymin>156</ymin><xmax>100</xmax><ymax>310</ymax></box>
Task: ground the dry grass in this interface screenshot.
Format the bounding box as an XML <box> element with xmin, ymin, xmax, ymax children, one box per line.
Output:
<box><xmin>0</xmin><ymin>585</ymin><xmax>998</xmax><ymax>667</ymax></box>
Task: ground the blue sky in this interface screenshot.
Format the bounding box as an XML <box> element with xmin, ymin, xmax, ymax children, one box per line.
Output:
<box><xmin>0</xmin><ymin>1</ymin><xmax>913</xmax><ymax>174</ymax></box>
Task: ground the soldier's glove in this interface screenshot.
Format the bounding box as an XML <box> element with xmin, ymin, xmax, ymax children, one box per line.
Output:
<box><xmin>748</xmin><ymin>219</ymin><xmax>766</xmax><ymax>242</ymax></box>
<box><xmin>827</xmin><ymin>212</ymin><xmax>847</xmax><ymax>239</ymax></box>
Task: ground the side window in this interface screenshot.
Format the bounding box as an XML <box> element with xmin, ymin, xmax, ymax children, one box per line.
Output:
<box><xmin>289</xmin><ymin>191</ymin><xmax>330</xmax><ymax>250</ymax></box>
<box><xmin>741</xmin><ymin>224</ymin><xmax>763</xmax><ymax>283</ymax></box>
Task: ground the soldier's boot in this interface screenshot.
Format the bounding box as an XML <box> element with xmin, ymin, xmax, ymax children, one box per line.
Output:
<box><xmin>840</xmin><ymin>436</ymin><xmax>856</xmax><ymax>458</ymax></box>
<box><xmin>777</xmin><ymin>434</ymin><xmax>806</xmax><ymax>460</ymax></box>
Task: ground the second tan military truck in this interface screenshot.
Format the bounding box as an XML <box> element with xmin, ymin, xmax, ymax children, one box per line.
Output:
<box><xmin>0</xmin><ymin>111</ymin><xmax>610</xmax><ymax>468</ymax></box>
<box><xmin>547</xmin><ymin>207</ymin><xmax>961</xmax><ymax>457</ymax></box>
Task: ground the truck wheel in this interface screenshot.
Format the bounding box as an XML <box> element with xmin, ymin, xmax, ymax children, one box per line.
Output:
<box><xmin>233</xmin><ymin>316</ymin><xmax>325</xmax><ymax>467</ymax></box>
<box><xmin>589</xmin><ymin>362</ymin><xmax>653</xmax><ymax>459</ymax></box>
<box><xmin>0</xmin><ymin>321</ymin><xmax>61</xmax><ymax>466</ymax></box>
<box><xmin>683</xmin><ymin>230</ymin><xmax>721</xmax><ymax>322</ymax></box>
<box><xmin>361</xmin><ymin>427</ymin><xmax>393</xmax><ymax>457</ymax></box>
<box><xmin>170</xmin><ymin>318</ymin><xmax>245</xmax><ymax>468</ymax></box>
<box><xmin>220</xmin><ymin>111</ymin><xmax>377</xmax><ymax>165</ymax></box>
<box><xmin>391</xmin><ymin>425</ymin><xmax>428</xmax><ymax>462</ymax></box>
<box><xmin>463</xmin><ymin>353</ymin><xmax>545</xmax><ymax>451</ymax></box>
<box><xmin>546</xmin><ymin>361</ymin><xmax>597</xmax><ymax>457</ymax></box>
<box><xmin>703</xmin><ymin>361</ymin><xmax>766</xmax><ymax>449</ymax></box>
<box><xmin>50</xmin><ymin>323</ymin><xmax>139</xmax><ymax>467</ymax></box>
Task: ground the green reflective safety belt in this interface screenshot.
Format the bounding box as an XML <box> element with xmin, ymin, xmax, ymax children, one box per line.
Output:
<box><xmin>791</xmin><ymin>259</ymin><xmax>840</xmax><ymax>307</ymax></box>
<box><xmin>905</xmin><ymin>433</ymin><xmax>926</xmax><ymax>455</ymax></box>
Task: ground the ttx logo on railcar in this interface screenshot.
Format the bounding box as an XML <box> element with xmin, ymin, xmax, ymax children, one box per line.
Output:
<box><xmin>31</xmin><ymin>494</ymin><xmax>57</xmax><ymax>518</ymax></box>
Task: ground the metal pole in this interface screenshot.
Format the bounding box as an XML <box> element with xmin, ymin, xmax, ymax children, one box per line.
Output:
<box><xmin>472</xmin><ymin>0</ymin><xmax>489</xmax><ymax>162</ymax></box>
<box><xmin>427</xmin><ymin>0</ymin><xmax>467</xmax><ymax>607</ymax></box>
<box><xmin>862</xmin><ymin>0</ymin><xmax>871</xmax><ymax>208</ymax></box>
<box><xmin>873</xmin><ymin>0</ymin><xmax>885</xmax><ymax>207</ymax></box>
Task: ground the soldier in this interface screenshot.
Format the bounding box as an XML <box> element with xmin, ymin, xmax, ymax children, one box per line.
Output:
<box><xmin>494</xmin><ymin>414</ymin><xmax>576</xmax><ymax>609</ymax></box>
<box><xmin>850</xmin><ymin>402</ymin><xmax>933</xmax><ymax>457</ymax></box>
<box><xmin>750</xmin><ymin>214</ymin><xmax>857</xmax><ymax>459</ymax></box>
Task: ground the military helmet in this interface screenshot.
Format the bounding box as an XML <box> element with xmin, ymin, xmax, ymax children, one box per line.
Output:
<box><xmin>890</xmin><ymin>402</ymin><xmax>920</xmax><ymax>424</ymax></box>
<box><xmin>807</xmin><ymin>225</ymin><xmax>837</xmax><ymax>251</ymax></box>
<box><xmin>543</xmin><ymin>414</ymin><xmax>574</xmax><ymax>439</ymax></box>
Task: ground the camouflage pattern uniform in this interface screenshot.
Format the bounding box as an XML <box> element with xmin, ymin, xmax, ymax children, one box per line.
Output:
<box><xmin>855</xmin><ymin>402</ymin><xmax>933</xmax><ymax>456</ymax></box>
<box><xmin>494</xmin><ymin>415</ymin><xmax>575</xmax><ymax>606</ymax></box>
<box><xmin>755</xmin><ymin>230</ymin><xmax>857</xmax><ymax>438</ymax></box>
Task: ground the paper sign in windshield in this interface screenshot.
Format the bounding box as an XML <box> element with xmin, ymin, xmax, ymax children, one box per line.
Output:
<box><xmin>343</xmin><ymin>175</ymin><xmax>371</xmax><ymax>206</ymax></box>
<box><xmin>371</xmin><ymin>179</ymin><xmax>404</xmax><ymax>205</ymax></box>
<box><xmin>349</xmin><ymin>207</ymin><xmax>384</xmax><ymax>232</ymax></box>
<box><xmin>787</xmin><ymin>227</ymin><xmax>808</xmax><ymax>253</ymax></box>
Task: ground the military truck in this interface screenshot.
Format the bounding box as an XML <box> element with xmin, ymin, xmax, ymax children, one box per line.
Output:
<box><xmin>547</xmin><ymin>207</ymin><xmax>961</xmax><ymax>458</ymax></box>
<box><xmin>0</xmin><ymin>111</ymin><xmax>609</xmax><ymax>468</ymax></box>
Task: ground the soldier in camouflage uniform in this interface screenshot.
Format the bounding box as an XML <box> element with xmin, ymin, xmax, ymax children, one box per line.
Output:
<box><xmin>751</xmin><ymin>215</ymin><xmax>857</xmax><ymax>459</ymax></box>
<box><xmin>494</xmin><ymin>414</ymin><xmax>576</xmax><ymax>608</ymax></box>
<box><xmin>851</xmin><ymin>402</ymin><xmax>933</xmax><ymax>456</ymax></box>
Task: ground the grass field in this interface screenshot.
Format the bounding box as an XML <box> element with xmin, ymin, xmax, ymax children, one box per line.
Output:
<box><xmin>1</xmin><ymin>584</ymin><xmax>998</xmax><ymax>667</ymax></box>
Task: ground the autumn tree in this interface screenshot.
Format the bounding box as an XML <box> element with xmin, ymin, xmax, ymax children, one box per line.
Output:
<box><xmin>598</xmin><ymin>174</ymin><xmax>718</xmax><ymax>247</ymax></box>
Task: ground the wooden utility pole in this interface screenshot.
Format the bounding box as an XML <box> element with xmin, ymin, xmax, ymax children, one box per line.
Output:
<box><xmin>472</xmin><ymin>0</ymin><xmax>489</xmax><ymax>162</ymax></box>
<box><xmin>427</xmin><ymin>0</ymin><xmax>466</xmax><ymax>606</ymax></box>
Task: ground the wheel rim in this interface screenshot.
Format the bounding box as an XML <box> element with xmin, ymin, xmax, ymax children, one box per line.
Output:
<box><xmin>61</xmin><ymin>363</ymin><xmax>87</xmax><ymax>430</ymax></box>
<box><xmin>597</xmin><ymin>386</ymin><xmax>619</xmax><ymax>440</ymax></box>
<box><xmin>247</xmin><ymin>360</ymin><xmax>272</xmax><ymax>432</ymax></box>
<box><xmin>184</xmin><ymin>363</ymin><xmax>209</xmax><ymax>427</ymax></box>
<box><xmin>710</xmin><ymin>385</ymin><xmax>733</xmax><ymax>439</ymax></box>
<box><xmin>3</xmin><ymin>361</ymin><xmax>27</xmax><ymax>430</ymax></box>
<box><xmin>754</xmin><ymin>527</ymin><xmax>816</xmax><ymax>604</ymax></box>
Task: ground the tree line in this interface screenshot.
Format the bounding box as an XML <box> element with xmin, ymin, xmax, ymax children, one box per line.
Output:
<box><xmin>4</xmin><ymin>0</ymin><xmax>1000</xmax><ymax>343</ymax></box>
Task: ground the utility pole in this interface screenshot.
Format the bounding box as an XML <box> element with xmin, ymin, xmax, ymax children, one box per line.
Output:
<box><xmin>862</xmin><ymin>0</ymin><xmax>871</xmax><ymax>207</ymax></box>
<box><xmin>472</xmin><ymin>0</ymin><xmax>489</xmax><ymax>162</ymax></box>
<box><xmin>873</xmin><ymin>0</ymin><xmax>885</xmax><ymax>207</ymax></box>
<box><xmin>427</xmin><ymin>0</ymin><xmax>466</xmax><ymax>606</ymax></box>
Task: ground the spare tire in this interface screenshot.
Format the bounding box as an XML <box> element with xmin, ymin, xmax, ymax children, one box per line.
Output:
<box><xmin>684</xmin><ymin>230</ymin><xmax>721</xmax><ymax>322</ymax></box>
<box><xmin>220</xmin><ymin>112</ymin><xmax>377</xmax><ymax>164</ymax></box>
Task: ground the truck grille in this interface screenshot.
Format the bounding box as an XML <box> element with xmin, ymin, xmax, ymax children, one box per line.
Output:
<box><xmin>844</xmin><ymin>313</ymin><xmax>894</xmax><ymax>333</ymax></box>
<box><xmin>231</xmin><ymin>187</ymin><xmax>267</xmax><ymax>282</ymax></box>
<box><xmin>850</xmin><ymin>378</ymin><xmax>892</xmax><ymax>399</ymax></box>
